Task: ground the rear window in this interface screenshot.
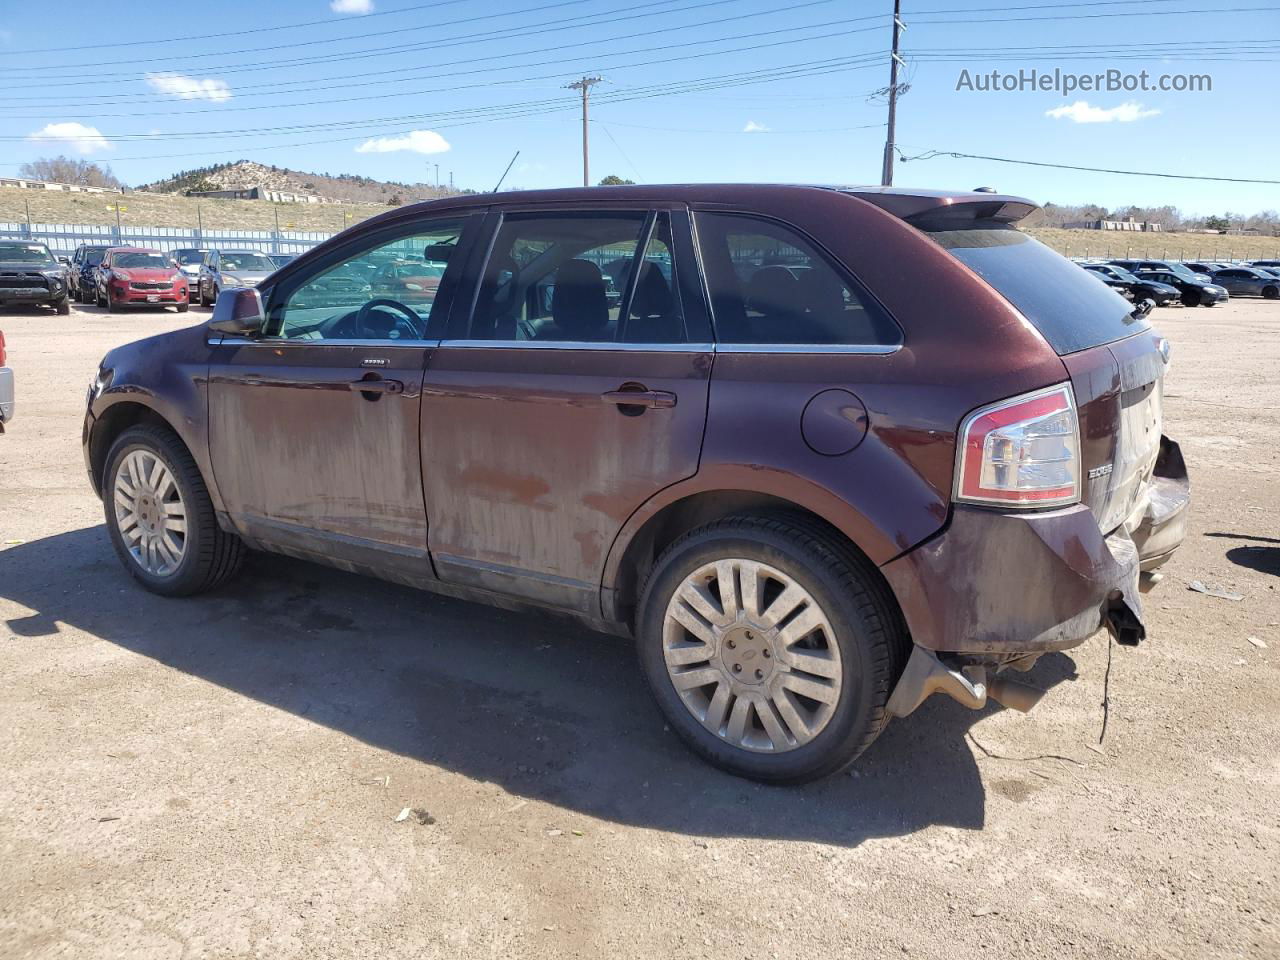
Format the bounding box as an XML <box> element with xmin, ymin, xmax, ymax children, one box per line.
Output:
<box><xmin>928</xmin><ymin>227</ymin><xmax>1145</xmax><ymax>354</ymax></box>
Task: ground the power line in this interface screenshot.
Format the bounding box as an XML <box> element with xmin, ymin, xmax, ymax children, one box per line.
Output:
<box><xmin>0</xmin><ymin>14</ymin><xmax>868</xmax><ymax>105</ymax></box>
<box><xmin>0</xmin><ymin>20</ymin><xmax>884</xmax><ymax>115</ymax></box>
<box><xmin>0</xmin><ymin>0</ymin><xmax>741</xmax><ymax>78</ymax></box>
<box><xmin>898</xmin><ymin>148</ymin><xmax>1280</xmax><ymax>185</ymax></box>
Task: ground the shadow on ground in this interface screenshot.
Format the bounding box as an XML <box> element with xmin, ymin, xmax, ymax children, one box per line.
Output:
<box><xmin>0</xmin><ymin>526</ymin><xmax>1079</xmax><ymax>846</ymax></box>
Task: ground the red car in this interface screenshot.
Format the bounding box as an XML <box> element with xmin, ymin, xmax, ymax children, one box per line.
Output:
<box><xmin>95</xmin><ymin>248</ymin><xmax>189</xmax><ymax>312</ymax></box>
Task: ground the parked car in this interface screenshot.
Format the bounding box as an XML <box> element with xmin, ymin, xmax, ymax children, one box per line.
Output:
<box><xmin>82</xmin><ymin>184</ymin><xmax>1189</xmax><ymax>783</ymax></box>
<box><xmin>1130</xmin><ymin>268</ymin><xmax>1228</xmax><ymax>307</ymax></box>
<box><xmin>0</xmin><ymin>328</ymin><xmax>12</xmax><ymax>433</ymax></box>
<box><xmin>1181</xmin><ymin>261</ymin><xmax>1230</xmax><ymax>276</ymax></box>
<box><xmin>268</xmin><ymin>254</ymin><xmax>296</xmax><ymax>269</ymax></box>
<box><xmin>1081</xmin><ymin>263</ymin><xmax>1179</xmax><ymax>306</ymax></box>
<box><xmin>1248</xmin><ymin>259</ymin><xmax>1280</xmax><ymax>271</ymax></box>
<box><xmin>69</xmin><ymin>244</ymin><xmax>112</xmax><ymax>303</ymax></box>
<box><xmin>0</xmin><ymin>240</ymin><xmax>70</xmax><ymax>315</ymax></box>
<box><xmin>371</xmin><ymin>258</ymin><xmax>444</xmax><ymax>305</ymax></box>
<box><xmin>172</xmin><ymin>248</ymin><xmax>210</xmax><ymax>301</ymax></box>
<box><xmin>197</xmin><ymin>250</ymin><xmax>276</xmax><ymax>306</ymax></box>
<box><xmin>94</xmin><ymin>247</ymin><xmax>190</xmax><ymax>312</ymax></box>
<box><xmin>1211</xmin><ymin>266</ymin><xmax>1280</xmax><ymax>299</ymax></box>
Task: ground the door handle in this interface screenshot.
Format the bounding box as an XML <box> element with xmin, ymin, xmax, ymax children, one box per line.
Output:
<box><xmin>349</xmin><ymin>378</ymin><xmax>404</xmax><ymax>395</ymax></box>
<box><xmin>601</xmin><ymin>387</ymin><xmax>677</xmax><ymax>409</ymax></box>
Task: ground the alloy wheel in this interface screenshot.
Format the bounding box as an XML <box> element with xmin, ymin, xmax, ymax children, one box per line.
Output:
<box><xmin>112</xmin><ymin>449</ymin><xmax>188</xmax><ymax>577</ymax></box>
<box><xmin>662</xmin><ymin>559</ymin><xmax>843</xmax><ymax>753</ymax></box>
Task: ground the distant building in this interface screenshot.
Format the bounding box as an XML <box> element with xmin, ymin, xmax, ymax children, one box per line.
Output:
<box><xmin>185</xmin><ymin>186</ymin><xmax>336</xmax><ymax>204</ymax></box>
<box><xmin>1063</xmin><ymin>217</ymin><xmax>1163</xmax><ymax>232</ymax></box>
<box><xmin>0</xmin><ymin>176</ymin><xmax>122</xmax><ymax>195</ymax></box>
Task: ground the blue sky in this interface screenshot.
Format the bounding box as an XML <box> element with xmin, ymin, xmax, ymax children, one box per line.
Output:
<box><xmin>1</xmin><ymin>0</ymin><xmax>1276</xmax><ymax>215</ymax></box>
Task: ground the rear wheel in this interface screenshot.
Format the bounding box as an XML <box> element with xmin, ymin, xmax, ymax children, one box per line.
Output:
<box><xmin>103</xmin><ymin>425</ymin><xmax>245</xmax><ymax>596</ymax></box>
<box><xmin>96</xmin><ymin>285</ymin><xmax>106</xmax><ymax>308</ymax></box>
<box><xmin>636</xmin><ymin>514</ymin><xmax>906</xmax><ymax>783</ymax></box>
<box><xmin>54</xmin><ymin>297</ymin><xmax>70</xmax><ymax>316</ymax></box>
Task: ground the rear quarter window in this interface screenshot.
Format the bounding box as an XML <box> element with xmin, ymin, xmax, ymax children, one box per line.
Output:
<box><xmin>927</xmin><ymin>227</ymin><xmax>1146</xmax><ymax>355</ymax></box>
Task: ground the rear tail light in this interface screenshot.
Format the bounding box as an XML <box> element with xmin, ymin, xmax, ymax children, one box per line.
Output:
<box><xmin>955</xmin><ymin>383</ymin><xmax>1081</xmax><ymax>508</ymax></box>
<box><xmin>0</xmin><ymin>330</ymin><xmax>6</xmax><ymax>367</ymax></box>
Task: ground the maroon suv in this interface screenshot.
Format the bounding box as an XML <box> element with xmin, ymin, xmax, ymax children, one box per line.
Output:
<box><xmin>82</xmin><ymin>185</ymin><xmax>1189</xmax><ymax>783</ymax></box>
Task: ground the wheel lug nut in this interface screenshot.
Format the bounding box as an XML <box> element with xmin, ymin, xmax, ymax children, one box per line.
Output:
<box><xmin>762</xmin><ymin>649</ymin><xmax>771</xmax><ymax>658</ymax></box>
<box><xmin>732</xmin><ymin>664</ymin><xmax>742</xmax><ymax>673</ymax></box>
<box><xmin>755</xmin><ymin>669</ymin><xmax>764</xmax><ymax>679</ymax></box>
<box><xmin>745</xmin><ymin>631</ymin><xmax>754</xmax><ymax>640</ymax></box>
<box><xmin>726</xmin><ymin>639</ymin><xmax>736</xmax><ymax>649</ymax></box>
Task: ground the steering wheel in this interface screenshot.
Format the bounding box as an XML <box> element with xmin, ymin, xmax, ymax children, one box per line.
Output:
<box><xmin>353</xmin><ymin>298</ymin><xmax>422</xmax><ymax>340</ymax></box>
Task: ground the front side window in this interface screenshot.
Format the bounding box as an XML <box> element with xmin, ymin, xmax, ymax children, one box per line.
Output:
<box><xmin>467</xmin><ymin>211</ymin><xmax>686</xmax><ymax>344</ymax></box>
<box><xmin>275</xmin><ymin>219</ymin><xmax>466</xmax><ymax>342</ymax></box>
<box><xmin>694</xmin><ymin>213</ymin><xmax>899</xmax><ymax>347</ymax></box>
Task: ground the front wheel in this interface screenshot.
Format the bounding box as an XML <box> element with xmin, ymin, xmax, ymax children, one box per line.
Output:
<box><xmin>55</xmin><ymin>297</ymin><xmax>70</xmax><ymax>316</ymax></box>
<box><xmin>103</xmin><ymin>425</ymin><xmax>245</xmax><ymax>596</ymax></box>
<box><xmin>1263</xmin><ymin>286</ymin><xmax>1279</xmax><ymax>300</ymax></box>
<box><xmin>1181</xmin><ymin>291</ymin><xmax>1199</xmax><ymax>307</ymax></box>
<box><xmin>636</xmin><ymin>514</ymin><xmax>907</xmax><ymax>783</ymax></box>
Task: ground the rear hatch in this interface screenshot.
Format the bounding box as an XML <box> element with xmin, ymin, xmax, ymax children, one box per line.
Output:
<box><xmin>921</xmin><ymin>223</ymin><xmax>1165</xmax><ymax>534</ymax></box>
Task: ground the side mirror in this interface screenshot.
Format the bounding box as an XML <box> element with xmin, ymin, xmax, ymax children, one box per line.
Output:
<box><xmin>58</xmin><ymin>257</ymin><xmax>71</xmax><ymax>265</ymax></box>
<box><xmin>208</xmin><ymin>288</ymin><xmax>265</xmax><ymax>337</ymax></box>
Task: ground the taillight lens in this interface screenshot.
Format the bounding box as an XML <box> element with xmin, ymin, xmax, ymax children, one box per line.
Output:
<box><xmin>955</xmin><ymin>383</ymin><xmax>1081</xmax><ymax>508</ymax></box>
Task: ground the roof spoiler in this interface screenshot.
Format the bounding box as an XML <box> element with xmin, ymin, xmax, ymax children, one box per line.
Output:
<box><xmin>904</xmin><ymin>199</ymin><xmax>1038</xmax><ymax>230</ymax></box>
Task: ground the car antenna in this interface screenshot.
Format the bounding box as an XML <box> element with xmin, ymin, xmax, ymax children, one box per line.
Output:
<box><xmin>492</xmin><ymin>151</ymin><xmax>520</xmax><ymax>193</ymax></box>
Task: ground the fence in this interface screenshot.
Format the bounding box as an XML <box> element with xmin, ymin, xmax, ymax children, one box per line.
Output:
<box><xmin>0</xmin><ymin>221</ymin><xmax>336</xmax><ymax>258</ymax></box>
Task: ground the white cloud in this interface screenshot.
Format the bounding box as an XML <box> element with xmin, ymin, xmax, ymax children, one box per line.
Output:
<box><xmin>146</xmin><ymin>72</ymin><xmax>233</xmax><ymax>102</ymax></box>
<box><xmin>742</xmin><ymin>120</ymin><xmax>770</xmax><ymax>133</ymax></box>
<box><xmin>331</xmin><ymin>0</ymin><xmax>374</xmax><ymax>13</ymax></box>
<box><xmin>355</xmin><ymin>130</ymin><xmax>451</xmax><ymax>155</ymax></box>
<box><xmin>1045</xmin><ymin>100</ymin><xmax>1160</xmax><ymax>124</ymax></box>
<box><xmin>26</xmin><ymin>122</ymin><xmax>112</xmax><ymax>154</ymax></box>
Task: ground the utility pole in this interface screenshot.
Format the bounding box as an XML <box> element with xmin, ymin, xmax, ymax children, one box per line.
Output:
<box><xmin>566</xmin><ymin>75</ymin><xmax>603</xmax><ymax>187</ymax></box>
<box><xmin>433</xmin><ymin>163</ymin><xmax>440</xmax><ymax>190</ymax></box>
<box><xmin>880</xmin><ymin>0</ymin><xmax>905</xmax><ymax>186</ymax></box>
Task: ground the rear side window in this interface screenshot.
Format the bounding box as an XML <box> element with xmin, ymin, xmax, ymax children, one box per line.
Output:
<box><xmin>928</xmin><ymin>227</ymin><xmax>1145</xmax><ymax>355</ymax></box>
<box><xmin>694</xmin><ymin>212</ymin><xmax>900</xmax><ymax>347</ymax></box>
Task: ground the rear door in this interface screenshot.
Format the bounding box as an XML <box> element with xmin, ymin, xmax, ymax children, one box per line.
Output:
<box><xmin>420</xmin><ymin>204</ymin><xmax>713</xmax><ymax>614</ymax></box>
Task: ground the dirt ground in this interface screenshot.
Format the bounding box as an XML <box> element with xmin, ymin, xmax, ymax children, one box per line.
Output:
<box><xmin>0</xmin><ymin>297</ymin><xmax>1276</xmax><ymax>960</ymax></box>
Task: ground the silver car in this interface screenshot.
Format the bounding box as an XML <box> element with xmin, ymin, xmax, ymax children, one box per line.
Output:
<box><xmin>1211</xmin><ymin>266</ymin><xmax>1280</xmax><ymax>299</ymax></box>
<box><xmin>197</xmin><ymin>250</ymin><xmax>276</xmax><ymax>307</ymax></box>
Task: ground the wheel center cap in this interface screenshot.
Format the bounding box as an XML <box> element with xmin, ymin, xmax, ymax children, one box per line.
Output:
<box><xmin>719</xmin><ymin>624</ymin><xmax>776</xmax><ymax>686</ymax></box>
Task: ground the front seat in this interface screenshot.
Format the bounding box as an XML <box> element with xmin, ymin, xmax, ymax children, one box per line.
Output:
<box><xmin>544</xmin><ymin>258</ymin><xmax>612</xmax><ymax>341</ymax></box>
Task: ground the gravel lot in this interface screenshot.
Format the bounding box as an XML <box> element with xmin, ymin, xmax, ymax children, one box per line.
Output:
<box><xmin>1</xmin><ymin>298</ymin><xmax>1277</xmax><ymax>960</ymax></box>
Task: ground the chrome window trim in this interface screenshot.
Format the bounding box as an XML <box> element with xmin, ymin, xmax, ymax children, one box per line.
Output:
<box><xmin>716</xmin><ymin>342</ymin><xmax>901</xmax><ymax>356</ymax></box>
<box><xmin>437</xmin><ymin>339</ymin><xmax>714</xmax><ymax>353</ymax></box>
<box><xmin>207</xmin><ymin>336</ymin><xmax>440</xmax><ymax>348</ymax></box>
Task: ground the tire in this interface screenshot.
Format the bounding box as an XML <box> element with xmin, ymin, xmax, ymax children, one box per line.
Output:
<box><xmin>105</xmin><ymin>290</ymin><xmax>116</xmax><ymax>313</ymax></box>
<box><xmin>55</xmin><ymin>297</ymin><xmax>70</xmax><ymax>316</ymax></box>
<box><xmin>1181</xmin><ymin>291</ymin><xmax>1199</xmax><ymax>308</ymax></box>
<box><xmin>635</xmin><ymin>513</ymin><xmax>908</xmax><ymax>784</ymax></box>
<box><xmin>1263</xmin><ymin>286</ymin><xmax>1279</xmax><ymax>300</ymax></box>
<box><xmin>102</xmin><ymin>424</ymin><xmax>245</xmax><ymax>597</ymax></box>
<box><xmin>176</xmin><ymin>300</ymin><xmax>189</xmax><ymax>313</ymax></box>
<box><xmin>96</xmin><ymin>285</ymin><xmax>107</xmax><ymax>308</ymax></box>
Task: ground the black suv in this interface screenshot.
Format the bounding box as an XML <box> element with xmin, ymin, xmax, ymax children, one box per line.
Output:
<box><xmin>70</xmin><ymin>244</ymin><xmax>112</xmax><ymax>304</ymax></box>
<box><xmin>0</xmin><ymin>240</ymin><xmax>70</xmax><ymax>314</ymax></box>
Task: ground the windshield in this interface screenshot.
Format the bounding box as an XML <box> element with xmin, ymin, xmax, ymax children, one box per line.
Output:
<box><xmin>0</xmin><ymin>242</ymin><xmax>56</xmax><ymax>265</ymax></box>
<box><xmin>114</xmin><ymin>253</ymin><xmax>172</xmax><ymax>269</ymax></box>
<box><xmin>1164</xmin><ymin>263</ymin><xmax>1199</xmax><ymax>281</ymax></box>
<box><xmin>220</xmin><ymin>254</ymin><xmax>274</xmax><ymax>272</ymax></box>
<box><xmin>175</xmin><ymin>250</ymin><xmax>207</xmax><ymax>265</ymax></box>
<box><xmin>929</xmin><ymin>227</ymin><xmax>1145</xmax><ymax>355</ymax></box>
<box><xmin>85</xmin><ymin>249</ymin><xmax>107</xmax><ymax>265</ymax></box>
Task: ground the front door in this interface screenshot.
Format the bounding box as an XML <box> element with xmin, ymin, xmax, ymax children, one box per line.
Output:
<box><xmin>207</xmin><ymin>215</ymin><xmax>477</xmax><ymax>577</ymax></box>
<box><xmin>421</xmin><ymin>207</ymin><xmax>713</xmax><ymax>614</ymax></box>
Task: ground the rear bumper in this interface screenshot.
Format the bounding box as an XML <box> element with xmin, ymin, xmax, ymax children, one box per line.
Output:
<box><xmin>882</xmin><ymin>504</ymin><xmax>1145</xmax><ymax>656</ymax></box>
<box><xmin>0</xmin><ymin>366</ymin><xmax>13</xmax><ymax>424</ymax></box>
<box><xmin>881</xmin><ymin>437</ymin><xmax>1189</xmax><ymax>657</ymax></box>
